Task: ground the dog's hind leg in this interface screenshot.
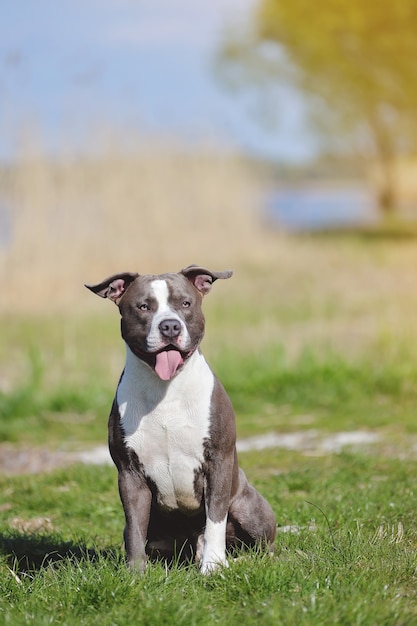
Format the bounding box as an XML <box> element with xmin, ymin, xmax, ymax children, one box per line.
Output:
<box><xmin>227</xmin><ymin>469</ymin><xmax>276</xmax><ymax>551</ymax></box>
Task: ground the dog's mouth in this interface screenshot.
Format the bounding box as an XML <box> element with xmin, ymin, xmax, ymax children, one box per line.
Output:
<box><xmin>154</xmin><ymin>348</ymin><xmax>184</xmax><ymax>381</ymax></box>
<box><xmin>134</xmin><ymin>346</ymin><xmax>191</xmax><ymax>381</ymax></box>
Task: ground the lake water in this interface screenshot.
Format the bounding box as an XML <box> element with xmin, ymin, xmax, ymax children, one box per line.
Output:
<box><xmin>265</xmin><ymin>185</ymin><xmax>378</xmax><ymax>231</ymax></box>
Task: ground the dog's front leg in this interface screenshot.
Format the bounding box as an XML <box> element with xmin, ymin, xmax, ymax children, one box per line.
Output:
<box><xmin>200</xmin><ymin>454</ymin><xmax>234</xmax><ymax>575</ymax></box>
<box><xmin>118</xmin><ymin>469</ymin><xmax>152</xmax><ymax>573</ymax></box>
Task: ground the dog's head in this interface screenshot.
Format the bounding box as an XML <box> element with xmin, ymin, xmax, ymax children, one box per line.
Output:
<box><xmin>85</xmin><ymin>265</ymin><xmax>232</xmax><ymax>380</ymax></box>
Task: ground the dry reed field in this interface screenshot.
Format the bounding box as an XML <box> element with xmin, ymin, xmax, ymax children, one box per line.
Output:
<box><xmin>2</xmin><ymin>135</ymin><xmax>417</xmax><ymax>368</ymax></box>
<box><xmin>0</xmin><ymin>138</ymin><xmax>267</xmax><ymax>313</ymax></box>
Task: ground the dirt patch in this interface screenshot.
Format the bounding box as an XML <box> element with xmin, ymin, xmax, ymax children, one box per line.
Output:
<box><xmin>9</xmin><ymin>516</ymin><xmax>54</xmax><ymax>533</ymax></box>
<box><xmin>236</xmin><ymin>430</ymin><xmax>380</xmax><ymax>454</ymax></box>
<box><xmin>0</xmin><ymin>430</ymin><xmax>383</xmax><ymax>475</ymax></box>
<box><xmin>0</xmin><ymin>444</ymin><xmax>74</xmax><ymax>475</ymax></box>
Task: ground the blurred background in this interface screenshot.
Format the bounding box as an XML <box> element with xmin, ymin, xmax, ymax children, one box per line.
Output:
<box><xmin>2</xmin><ymin>0</ymin><xmax>417</xmax><ymax>312</ymax></box>
<box><xmin>2</xmin><ymin>0</ymin><xmax>417</xmax><ymax>458</ymax></box>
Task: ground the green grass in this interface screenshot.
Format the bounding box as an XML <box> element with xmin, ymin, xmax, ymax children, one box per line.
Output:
<box><xmin>1</xmin><ymin>454</ymin><xmax>417</xmax><ymax>625</ymax></box>
<box><xmin>216</xmin><ymin>341</ymin><xmax>417</xmax><ymax>435</ymax></box>
<box><xmin>0</xmin><ymin>351</ymin><xmax>112</xmax><ymax>446</ymax></box>
<box><xmin>2</xmin><ymin>332</ymin><xmax>417</xmax><ymax>445</ymax></box>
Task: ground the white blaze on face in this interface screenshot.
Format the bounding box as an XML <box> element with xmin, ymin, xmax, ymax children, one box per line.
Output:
<box><xmin>147</xmin><ymin>279</ymin><xmax>190</xmax><ymax>380</ymax></box>
<box><xmin>146</xmin><ymin>280</ymin><xmax>170</xmax><ymax>352</ymax></box>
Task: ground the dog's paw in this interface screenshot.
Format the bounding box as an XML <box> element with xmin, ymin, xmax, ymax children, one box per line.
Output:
<box><xmin>127</xmin><ymin>557</ymin><xmax>147</xmax><ymax>575</ymax></box>
<box><xmin>200</xmin><ymin>557</ymin><xmax>228</xmax><ymax>576</ymax></box>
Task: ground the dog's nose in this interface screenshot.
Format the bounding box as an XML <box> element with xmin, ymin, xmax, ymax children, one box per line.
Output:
<box><xmin>159</xmin><ymin>319</ymin><xmax>182</xmax><ymax>339</ymax></box>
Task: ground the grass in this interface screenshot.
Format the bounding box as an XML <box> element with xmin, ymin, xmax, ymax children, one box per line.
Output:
<box><xmin>2</xmin><ymin>279</ymin><xmax>417</xmax><ymax>445</ymax></box>
<box><xmin>3</xmin><ymin>322</ymin><xmax>417</xmax><ymax>446</ymax></box>
<box><xmin>1</xmin><ymin>453</ymin><xmax>417</xmax><ymax>625</ymax></box>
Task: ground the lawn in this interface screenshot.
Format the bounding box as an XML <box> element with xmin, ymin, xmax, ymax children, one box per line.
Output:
<box><xmin>1</xmin><ymin>230</ymin><xmax>417</xmax><ymax>624</ymax></box>
<box><xmin>1</xmin><ymin>453</ymin><xmax>417</xmax><ymax>625</ymax></box>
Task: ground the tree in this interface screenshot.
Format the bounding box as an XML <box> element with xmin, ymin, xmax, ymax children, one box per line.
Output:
<box><xmin>220</xmin><ymin>0</ymin><xmax>417</xmax><ymax>212</ymax></box>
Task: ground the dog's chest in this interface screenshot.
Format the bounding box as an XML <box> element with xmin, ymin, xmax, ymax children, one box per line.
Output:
<box><xmin>117</xmin><ymin>351</ymin><xmax>213</xmax><ymax>512</ymax></box>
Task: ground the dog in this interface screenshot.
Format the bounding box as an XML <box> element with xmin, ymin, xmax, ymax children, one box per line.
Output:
<box><xmin>86</xmin><ymin>265</ymin><xmax>276</xmax><ymax>574</ymax></box>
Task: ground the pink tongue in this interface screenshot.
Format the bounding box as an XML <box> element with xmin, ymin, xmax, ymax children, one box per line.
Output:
<box><xmin>155</xmin><ymin>350</ymin><xmax>183</xmax><ymax>380</ymax></box>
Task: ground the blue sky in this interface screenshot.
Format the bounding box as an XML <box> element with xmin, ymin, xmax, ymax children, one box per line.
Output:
<box><xmin>0</xmin><ymin>0</ymin><xmax>317</xmax><ymax>161</ymax></box>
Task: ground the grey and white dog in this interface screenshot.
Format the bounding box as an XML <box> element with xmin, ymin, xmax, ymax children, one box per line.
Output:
<box><xmin>86</xmin><ymin>265</ymin><xmax>276</xmax><ymax>574</ymax></box>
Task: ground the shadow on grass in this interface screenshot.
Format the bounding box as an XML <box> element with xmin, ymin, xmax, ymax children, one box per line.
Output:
<box><xmin>0</xmin><ymin>532</ymin><xmax>194</xmax><ymax>575</ymax></box>
<box><xmin>0</xmin><ymin>532</ymin><xmax>118</xmax><ymax>574</ymax></box>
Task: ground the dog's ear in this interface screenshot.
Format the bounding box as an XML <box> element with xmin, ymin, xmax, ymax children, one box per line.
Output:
<box><xmin>85</xmin><ymin>272</ymin><xmax>139</xmax><ymax>304</ymax></box>
<box><xmin>180</xmin><ymin>265</ymin><xmax>233</xmax><ymax>296</ymax></box>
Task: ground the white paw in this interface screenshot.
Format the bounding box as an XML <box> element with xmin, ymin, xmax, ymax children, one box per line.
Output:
<box><xmin>200</xmin><ymin>516</ymin><xmax>228</xmax><ymax>574</ymax></box>
<box><xmin>200</xmin><ymin>556</ymin><xmax>228</xmax><ymax>576</ymax></box>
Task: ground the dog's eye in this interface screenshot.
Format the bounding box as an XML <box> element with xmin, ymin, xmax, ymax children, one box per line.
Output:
<box><xmin>138</xmin><ymin>303</ymin><xmax>150</xmax><ymax>311</ymax></box>
<box><xmin>182</xmin><ymin>300</ymin><xmax>191</xmax><ymax>308</ymax></box>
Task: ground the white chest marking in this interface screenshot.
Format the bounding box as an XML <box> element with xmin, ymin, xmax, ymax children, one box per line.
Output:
<box><xmin>117</xmin><ymin>347</ymin><xmax>213</xmax><ymax>512</ymax></box>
